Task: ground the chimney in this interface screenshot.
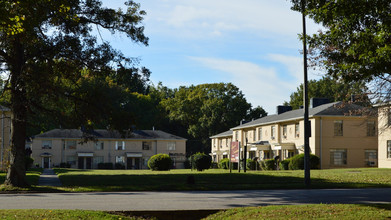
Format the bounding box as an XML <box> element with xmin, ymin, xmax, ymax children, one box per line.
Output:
<box><xmin>310</xmin><ymin>98</ymin><xmax>329</xmax><ymax>108</ymax></box>
<box><xmin>276</xmin><ymin>105</ymin><xmax>292</xmax><ymax>115</ymax></box>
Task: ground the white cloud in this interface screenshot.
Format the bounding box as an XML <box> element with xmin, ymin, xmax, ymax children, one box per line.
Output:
<box><xmin>190</xmin><ymin>56</ymin><xmax>299</xmax><ymax>113</ymax></box>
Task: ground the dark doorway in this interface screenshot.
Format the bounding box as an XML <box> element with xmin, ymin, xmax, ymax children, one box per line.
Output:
<box><xmin>127</xmin><ymin>158</ymin><xmax>133</xmax><ymax>169</ymax></box>
<box><xmin>78</xmin><ymin>157</ymin><xmax>84</xmax><ymax>169</ymax></box>
<box><xmin>43</xmin><ymin>157</ymin><xmax>50</xmax><ymax>168</ymax></box>
<box><xmin>86</xmin><ymin>157</ymin><xmax>92</xmax><ymax>169</ymax></box>
<box><xmin>134</xmin><ymin>158</ymin><xmax>140</xmax><ymax>169</ymax></box>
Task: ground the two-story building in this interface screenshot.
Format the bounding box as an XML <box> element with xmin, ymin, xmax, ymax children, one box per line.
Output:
<box><xmin>376</xmin><ymin>103</ymin><xmax>391</xmax><ymax>168</ymax></box>
<box><xmin>210</xmin><ymin>130</ymin><xmax>232</xmax><ymax>162</ymax></box>
<box><xmin>31</xmin><ymin>129</ymin><xmax>187</xmax><ymax>169</ymax></box>
<box><xmin>211</xmin><ymin>100</ymin><xmax>378</xmax><ymax>169</ymax></box>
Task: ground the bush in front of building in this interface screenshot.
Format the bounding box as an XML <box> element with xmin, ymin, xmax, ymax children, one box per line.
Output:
<box><xmin>148</xmin><ymin>154</ymin><xmax>172</xmax><ymax>171</ymax></box>
<box><xmin>219</xmin><ymin>158</ymin><xmax>230</xmax><ymax>169</ymax></box>
<box><xmin>190</xmin><ymin>152</ymin><xmax>211</xmax><ymax>171</ymax></box>
<box><xmin>261</xmin><ymin>159</ymin><xmax>276</xmax><ymax>170</ymax></box>
<box><xmin>288</xmin><ymin>154</ymin><xmax>320</xmax><ymax>170</ymax></box>
<box><xmin>59</xmin><ymin>162</ymin><xmax>71</xmax><ymax>168</ymax></box>
<box><xmin>25</xmin><ymin>157</ymin><xmax>34</xmax><ymax>171</ymax></box>
<box><xmin>210</xmin><ymin>162</ymin><xmax>218</xmax><ymax>169</ymax></box>
<box><xmin>246</xmin><ymin>159</ymin><xmax>259</xmax><ymax>170</ymax></box>
<box><xmin>98</xmin><ymin>162</ymin><xmax>114</xmax><ymax>169</ymax></box>
<box><xmin>279</xmin><ymin>159</ymin><xmax>291</xmax><ymax>170</ymax></box>
<box><xmin>115</xmin><ymin>163</ymin><xmax>125</xmax><ymax>169</ymax></box>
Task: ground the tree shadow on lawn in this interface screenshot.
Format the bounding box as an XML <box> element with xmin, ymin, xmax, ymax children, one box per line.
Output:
<box><xmin>56</xmin><ymin>172</ymin><xmax>391</xmax><ymax>191</ymax></box>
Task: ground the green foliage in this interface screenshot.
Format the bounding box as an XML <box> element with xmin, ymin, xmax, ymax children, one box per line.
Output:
<box><xmin>279</xmin><ymin>159</ymin><xmax>291</xmax><ymax>170</ymax></box>
<box><xmin>246</xmin><ymin>159</ymin><xmax>258</xmax><ymax>170</ymax></box>
<box><xmin>59</xmin><ymin>163</ymin><xmax>71</xmax><ymax>168</ymax></box>
<box><xmin>148</xmin><ymin>154</ymin><xmax>172</xmax><ymax>171</ymax></box>
<box><xmin>286</xmin><ymin>77</ymin><xmax>369</xmax><ymax>109</ymax></box>
<box><xmin>290</xmin><ymin>0</ymin><xmax>391</xmax><ymax>99</ymax></box>
<box><xmin>219</xmin><ymin>158</ymin><xmax>230</xmax><ymax>169</ymax></box>
<box><xmin>288</xmin><ymin>154</ymin><xmax>320</xmax><ymax>170</ymax></box>
<box><xmin>190</xmin><ymin>152</ymin><xmax>212</xmax><ymax>171</ymax></box>
<box><xmin>24</xmin><ymin>157</ymin><xmax>34</xmax><ymax>171</ymax></box>
<box><xmin>114</xmin><ymin>163</ymin><xmax>125</xmax><ymax>170</ymax></box>
<box><xmin>262</xmin><ymin>159</ymin><xmax>276</xmax><ymax>171</ymax></box>
<box><xmin>98</xmin><ymin>163</ymin><xmax>113</xmax><ymax>169</ymax></box>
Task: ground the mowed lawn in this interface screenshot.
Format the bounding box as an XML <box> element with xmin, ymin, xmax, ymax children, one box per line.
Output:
<box><xmin>51</xmin><ymin>168</ymin><xmax>391</xmax><ymax>192</ymax></box>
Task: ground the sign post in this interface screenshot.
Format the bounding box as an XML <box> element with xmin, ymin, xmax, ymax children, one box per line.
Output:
<box><xmin>230</xmin><ymin>141</ymin><xmax>239</xmax><ymax>173</ymax></box>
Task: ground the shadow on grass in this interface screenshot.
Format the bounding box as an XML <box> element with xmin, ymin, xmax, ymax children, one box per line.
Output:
<box><xmin>358</xmin><ymin>203</ymin><xmax>391</xmax><ymax>211</ymax></box>
<box><xmin>56</xmin><ymin>171</ymin><xmax>391</xmax><ymax>191</ymax></box>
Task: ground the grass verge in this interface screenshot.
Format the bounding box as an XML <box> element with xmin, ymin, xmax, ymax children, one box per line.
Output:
<box><xmin>0</xmin><ymin>168</ymin><xmax>42</xmax><ymax>192</ymax></box>
<box><xmin>52</xmin><ymin>168</ymin><xmax>391</xmax><ymax>192</ymax></box>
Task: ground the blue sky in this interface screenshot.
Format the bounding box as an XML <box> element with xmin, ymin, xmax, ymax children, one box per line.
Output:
<box><xmin>101</xmin><ymin>0</ymin><xmax>323</xmax><ymax>114</ymax></box>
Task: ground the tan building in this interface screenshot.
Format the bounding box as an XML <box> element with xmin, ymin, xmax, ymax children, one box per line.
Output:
<box><xmin>31</xmin><ymin>129</ymin><xmax>187</xmax><ymax>169</ymax></box>
<box><xmin>210</xmin><ymin>130</ymin><xmax>232</xmax><ymax>162</ymax></box>
<box><xmin>211</xmin><ymin>101</ymin><xmax>378</xmax><ymax>169</ymax></box>
<box><xmin>0</xmin><ymin>105</ymin><xmax>12</xmax><ymax>171</ymax></box>
<box><xmin>376</xmin><ymin>104</ymin><xmax>391</xmax><ymax>168</ymax></box>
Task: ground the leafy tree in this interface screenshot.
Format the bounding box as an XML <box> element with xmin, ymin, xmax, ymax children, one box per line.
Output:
<box><xmin>286</xmin><ymin>77</ymin><xmax>369</xmax><ymax>109</ymax></box>
<box><xmin>290</xmin><ymin>0</ymin><xmax>391</xmax><ymax>100</ymax></box>
<box><xmin>0</xmin><ymin>0</ymin><xmax>148</xmax><ymax>187</ymax></box>
<box><xmin>161</xmin><ymin>83</ymin><xmax>253</xmax><ymax>153</ymax></box>
<box><xmin>246</xmin><ymin>106</ymin><xmax>267</xmax><ymax>121</ymax></box>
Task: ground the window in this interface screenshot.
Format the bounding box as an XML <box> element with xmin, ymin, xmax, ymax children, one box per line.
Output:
<box><xmin>367</xmin><ymin>121</ymin><xmax>376</xmax><ymax>136</ymax></box>
<box><xmin>364</xmin><ymin>150</ymin><xmax>377</xmax><ymax>167</ymax></box>
<box><xmin>282</xmin><ymin>125</ymin><xmax>287</xmax><ymax>139</ymax></box>
<box><xmin>66</xmin><ymin>156</ymin><xmax>76</xmax><ymax>165</ymax></box>
<box><xmin>42</xmin><ymin>140</ymin><xmax>52</xmax><ymax>149</ymax></box>
<box><xmin>258</xmin><ymin>128</ymin><xmax>262</xmax><ymax>140</ymax></box>
<box><xmin>66</xmin><ymin>140</ymin><xmax>77</xmax><ymax>150</ymax></box>
<box><xmin>142</xmin><ymin>141</ymin><xmax>151</xmax><ymax>150</ymax></box>
<box><xmin>167</xmin><ymin>142</ymin><xmax>176</xmax><ymax>151</ymax></box>
<box><xmin>271</xmin><ymin>126</ymin><xmax>276</xmax><ymax>140</ymax></box>
<box><xmin>334</xmin><ymin>120</ymin><xmax>343</xmax><ymax>136</ymax></box>
<box><xmin>94</xmin><ymin>141</ymin><xmax>104</xmax><ymax>150</ymax></box>
<box><xmin>295</xmin><ymin>123</ymin><xmax>300</xmax><ymax>138</ymax></box>
<box><xmin>235</xmin><ymin>131</ymin><xmax>238</xmax><ymax>141</ymax></box>
<box><xmin>115</xmin><ymin>141</ymin><xmax>125</xmax><ymax>150</ymax></box>
<box><xmin>115</xmin><ymin>156</ymin><xmax>125</xmax><ymax>164</ymax></box>
<box><xmin>387</xmin><ymin>140</ymin><xmax>391</xmax><ymax>159</ymax></box>
<box><xmin>93</xmin><ymin>156</ymin><xmax>104</xmax><ymax>167</ymax></box>
<box><xmin>330</xmin><ymin>149</ymin><xmax>347</xmax><ymax>165</ymax></box>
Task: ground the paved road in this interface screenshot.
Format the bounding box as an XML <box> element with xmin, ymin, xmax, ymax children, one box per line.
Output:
<box><xmin>1</xmin><ymin>188</ymin><xmax>390</xmax><ymax>211</ymax></box>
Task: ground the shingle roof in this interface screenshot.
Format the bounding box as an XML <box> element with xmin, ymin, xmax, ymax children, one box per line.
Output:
<box><xmin>34</xmin><ymin>129</ymin><xmax>186</xmax><ymax>140</ymax></box>
<box><xmin>231</xmin><ymin>102</ymin><xmax>371</xmax><ymax>130</ymax></box>
<box><xmin>210</xmin><ymin>130</ymin><xmax>233</xmax><ymax>138</ymax></box>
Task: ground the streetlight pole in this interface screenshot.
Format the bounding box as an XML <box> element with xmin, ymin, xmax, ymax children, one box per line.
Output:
<box><xmin>301</xmin><ymin>0</ymin><xmax>311</xmax><ymax>187</ymax></box>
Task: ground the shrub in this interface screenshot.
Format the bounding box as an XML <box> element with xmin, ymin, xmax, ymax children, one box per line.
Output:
<box><xmin>288</xmin><ymin>154</ymin><xmax>320</xmax><ymax>170</ymax></box>
<box><xmin>184</xmin><ymin>159</ymin><xmax>191</xmax><ymax>169</ymax></box>
<box><xmin>59</xmin><ymin>162</ymin><xmax>71</xmax><ymax>168</ymax></box>
<box><xmin>115</xmin><ymin>163</ymin><xmax>125</xmax><ymax>169</ymax></box>
<box><xmin>210</xmin><ymin>162</ymin><xmax>218</xmax><ymax>169</ymax></box>
<box><xmin>98</xmin><ymin>162</ymin><xmax>113</xmax><ymax>169</ymax></box>
<box><xmin>148</xmin><ymin>154</ymin><xmax>172</xmax><ymax>171</ymax></box>
<box><xmin>190</xmin><ymin>152</ymin><xmax>212</xmax><ymax>171</ymax></box>
<box><xmin>246</xmin><ymin>159</ymin><xmax>258</xmax><ymax>170</ymax></box>
<box><xmin>279</xmin><ymin>159</ymin><xmax>291</xmax><ymax>170</ymax></box>
<box><xmin>219</xmin><ymin>158</ymin><xmax>230</xmax><ymax>169</ymax></box>
<box><xmin>25</xmin><ymin>157</ymin><xmax>34</xmax><ymax>171</ymax></box>
<box><xmin>262</xmin><ymin>159</ymin><xmax>276</xmax><ymax>170</ymax></box>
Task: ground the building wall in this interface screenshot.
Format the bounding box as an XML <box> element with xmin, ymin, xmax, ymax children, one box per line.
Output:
<box><xmin>210</xmin><ymin>136</ymin><xmax>232</xmax><ymax>162</ymax></box>
<box><xmin>378</xmin><ymin>106</ymin><xmax>391</xmax><ymax>168</ymax></box>
<box><xmin>31</xmin><ymin>138</ymin><xmax>186</xmax><ymax>169</ymax></box>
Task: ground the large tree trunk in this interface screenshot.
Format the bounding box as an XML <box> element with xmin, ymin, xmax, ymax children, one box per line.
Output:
<box><xmin>3</xmin><ymin>38</ymin><xmax>29</xmax><ymax>187</ymax></box>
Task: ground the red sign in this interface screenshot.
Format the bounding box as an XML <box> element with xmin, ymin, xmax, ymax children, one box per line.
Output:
<box><xmin>231</xmin><ymin>141</ymin><xmax>239</xmax><ymax>162</ymax></box>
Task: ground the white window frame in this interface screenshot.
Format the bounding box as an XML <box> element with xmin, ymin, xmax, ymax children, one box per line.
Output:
<box><xmin>334</xmin><ymin>120</ymin><xmax>343</xmax><ymax>136</ymax></box>
<box><xmin>115</xmin><ymin>156</ymin><xmax>125</xmax><ymax>164</ymax></box>
<box><xmin>94</xmin><ymin>141</ymin><xmax>104</xmax><ymax>150</ymax></box>
<box><xmin>42</xmin><ymin>140</ymin><xmax>52</xmax><ymax>149</ymax></box>
<box><xmin>115</xmin><ymin>141</ymin><xmax>125</xmax><ymax>150</ymax></box>
<box><xmin>387</xmin><ymin>140</ymin><xmax>391</xmax><ymax>159</ymax></box>
<box><xmin>142</xmin><ymin>141</ymin><xmax>151</xmax><ymax>150</ymax></box>
<box><xmin>295</xmin><ymin>123</ymin><xmax>300</xmax><ymax>138</ymax></box>
<box><xmin>167</xmin><ymin>142</ymin><xmax>176</xmax><ymax>151</ymax></box>
<box><xmin>330</xmin><ymin>149</ymin><xmax>347</xmax><ymax>165</ymax></box>
<box><xmin>259</xmin><ymin>128</ymin><xmax>262</xmax><ymax>140</ymax></box>
<box><xmin>271</xmin><ymin>126</ymin><xmax>276</xmax><ymax>140</ymax></box>
<box><xmin>367</xmin><ymin>120</ymin><xmax>376</xmax><ymax>136</ymax></box>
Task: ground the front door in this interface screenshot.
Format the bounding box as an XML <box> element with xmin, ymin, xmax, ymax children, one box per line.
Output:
<box><xmin>43</xmin><ymin>157</ymin><xmax>50</xmax><ymax>168</ymax></box>
<box><xmin>78</xmin><ymin>157</ymin><xmax>84</xmax><ymax>169</ymax></box>
<box><xmin>134</xmin><ymin>158</ymin><xmax>140</xmax><ymax>169</ymax></box>
<box><xmin>127</xmin><ymin>158</ymin><xmax>133</xmax><ymax>169</ymax></box>
<box><xmin>86</xmin><ymin>157</ymin><xmax>92</xmax><ymax>169</ymax></box>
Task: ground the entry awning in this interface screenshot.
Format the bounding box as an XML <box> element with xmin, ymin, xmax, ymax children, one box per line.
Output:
<box><xmin>40</xmin><ymin>152</ymin><xmax>52</xmax><ymax>157</ymax></box>
<box><xmin>77</xmin><ymin>152</ymin><xmax>94</xmax><ymax>157</ymax></box>
<box><xmin>126</xmin><ymin>152</ymin><xmax>142</xmax><ymax>158</ymax></box>
<box><xmin>249</xmin><ymin>141</ymin><xmax>271</xmax><ymax>151</ymax></box>
<box><xmin>272</xmin><ymin>143</ymin><xmax>296</xmax><ymax>150</ymax></box>
<box><xmin>222</xmin><ymin>152</ymin><xmax>228</xmax><ymax>155</ymax></box>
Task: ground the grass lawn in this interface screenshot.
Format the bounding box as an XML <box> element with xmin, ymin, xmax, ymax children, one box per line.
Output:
<box><xmin>0</xmin><ymin>168</ymin><xmax>42</xmax><ymax>191</ymax></box>
<box><xmin>204</xmin><ymin>203</ymin><xmax>391</xmax><ymax>220</ymax></box>
<box><xmin>52</xmin><ymin>168</ymin><xmax>391</xmax><ymax>192</ymax></box>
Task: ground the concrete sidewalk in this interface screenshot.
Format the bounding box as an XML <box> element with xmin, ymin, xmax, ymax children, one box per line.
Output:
<box><xmin>38</xmin><ymin>169</ymin><xmax>62</xmax><ymax>187</ymax></box>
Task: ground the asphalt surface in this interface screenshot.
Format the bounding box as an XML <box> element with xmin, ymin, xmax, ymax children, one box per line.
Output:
<box><xmin>1</xmin><ymin>188</ymin><xmax>390</xmax><ymax>211</ymax></box>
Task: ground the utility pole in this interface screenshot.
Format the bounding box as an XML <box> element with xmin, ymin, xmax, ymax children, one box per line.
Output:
<box><xmin>302</xmin><ymin>0</ymin><xmax>311</xmax><ymax>187</ymax></box>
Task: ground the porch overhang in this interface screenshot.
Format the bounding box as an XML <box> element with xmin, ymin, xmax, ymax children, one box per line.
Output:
<box><xmin>272</xmin><ymin>143</ymin><xmax>296</xmax><ymax>151</ymax></box>
<box><xmin>77</xmin><ymin>152</ymin><xmax>94</xmax><ymax>157</ymax></box>
<box><xmin>249</xmin><ymin>141</ymin><xmax>271</xmax><ymax>151</ymax></box>
<box><xmin>40</xmin><ymin>152</ymin><xmax>52</xmax><ymax>157</ymax></box>
<box><xmin>126</xmin><ymin>152</ymin><xmax>142</xmax><ymax>158</ymax></box>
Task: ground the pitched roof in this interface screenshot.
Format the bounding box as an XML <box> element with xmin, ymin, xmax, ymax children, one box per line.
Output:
<box><xmin>231</xmin><ymin>101</ymin><xmax>371</xmax><ymax>130</ymax></box>
<box><xmin>34</xmin><ymin>129</ymin><xmax>186</xmax><ymax>140</ymax></box>
<box><xmin>210</xmin><ymin>130</ymin><xmax>233</xmax><ymax>138</ymax></box>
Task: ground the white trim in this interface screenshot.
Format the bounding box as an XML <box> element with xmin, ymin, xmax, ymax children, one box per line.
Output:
<box><xmin>126</xmin><ymin>152</ymin><xmax>142</xmax><ymax>158</ymax></box>
<box><xmin>77</xmin><ymin>152</ymin><xmax>93</xmax><ymax>157</ymax></box>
